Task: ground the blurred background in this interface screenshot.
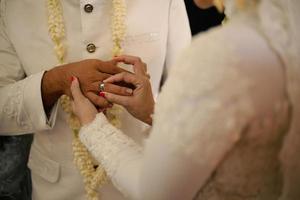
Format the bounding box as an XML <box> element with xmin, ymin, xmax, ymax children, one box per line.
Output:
<box><xmin>184</xmin><ymin>0</ymin><xmax>224</xmax><ymax>35</ymax></box>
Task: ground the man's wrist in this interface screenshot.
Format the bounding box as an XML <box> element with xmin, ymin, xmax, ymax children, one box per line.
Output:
<box><xmin>41</xmin><ymin>66</ymin><xmax>66</xmax><ymax>111</ymax></box>
<box><xmin>43</xmin><ymin>67</ymin><xmax>65</xmax><ymax>96</ymax></box>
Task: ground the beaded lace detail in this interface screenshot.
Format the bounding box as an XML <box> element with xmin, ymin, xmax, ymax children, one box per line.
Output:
<box><xmin>80</xmin><ymin>113</ymin><xmax>142</xmax><ymax>197</ymax></box>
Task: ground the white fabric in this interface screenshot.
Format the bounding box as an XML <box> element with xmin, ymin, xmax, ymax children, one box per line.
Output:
<box><xmin>256</xmin><ymin>0</ymin><xmax>300</xmax><ymax>199</ymax></box>
<box><xmin>79</xmin><ymin>5</ymin><xmax>294</xmax><ymax>198</ymax></box>
<box><xmin>0</xmin><ymin>0</ymin><xmax>191</xmax><ymax>199</ymax></box>
<box><xmin>80</xmin><ymin>114</ymin><xmax>143</xmax><ymax>199</ymax></box>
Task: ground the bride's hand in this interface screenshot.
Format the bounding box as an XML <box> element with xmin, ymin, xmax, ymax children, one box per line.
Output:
<box><xmin>102</xmin><ymin>55</ymin><xmax>155</xmax><ymax>125</ymax></box>
<box><xmin>70</xmin><ymin>77</ymin><xmax>98</xmax><ymax>126</ymax></box>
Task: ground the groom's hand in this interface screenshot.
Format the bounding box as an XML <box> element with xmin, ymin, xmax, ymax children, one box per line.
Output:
<box><xmin>42</xmin><ymin>59</ymin><xmax>133</xmax><ymax>111</ymax></box>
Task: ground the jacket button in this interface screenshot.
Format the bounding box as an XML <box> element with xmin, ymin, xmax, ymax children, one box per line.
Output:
<box><xmin>86</xmin><ymin>43</ymin><xmax>96</xmax><ymax>53</ymax></box>
<box><xmin>84</xmin><ymin>4</ymin><xmax>93</xmax><ymax>13</ymax></box>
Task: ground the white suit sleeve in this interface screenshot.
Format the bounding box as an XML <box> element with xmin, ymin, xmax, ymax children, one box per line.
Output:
<box><xmin>163</xmin><ymin>0</ymin><xmax>191</xmax><ymax>81</ymax></box>
<box><xmin>0</xmin><ymin>12</ymin><xmax>58</xmax><ymax>135</ymax></box>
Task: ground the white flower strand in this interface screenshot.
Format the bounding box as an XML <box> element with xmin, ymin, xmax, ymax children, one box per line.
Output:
<box><xmin>47</xmin><ymin>0</ymin><xmax>127</xmax><ymax>199</ymax></box>
<box><xmin>112</xmin><ymin>0</ymin><xmax>127</xmax><ymax>56</ymax></box>
<box><xmin>47</xmin><ymin>0</ymin><xmax>65</xmax><ymax>63</ymax></box>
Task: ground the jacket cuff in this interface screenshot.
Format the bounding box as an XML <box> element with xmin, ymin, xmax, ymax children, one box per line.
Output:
<box><xmin>23</xmin><ymin>71</ymin><xmax>58</xmax><ymax>131</ymax></box>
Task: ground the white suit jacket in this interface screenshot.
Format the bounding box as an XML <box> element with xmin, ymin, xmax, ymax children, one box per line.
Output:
<box><xmin>0</xmin><ymin>0</ymin><xmax>191</xmax><ymax>199</ymax></box>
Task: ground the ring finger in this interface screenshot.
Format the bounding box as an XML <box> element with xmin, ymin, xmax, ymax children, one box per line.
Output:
<box><xmin>92</xmin><ymin>82</ymin><xmax>133</xmax><ymax>96</ymax></box>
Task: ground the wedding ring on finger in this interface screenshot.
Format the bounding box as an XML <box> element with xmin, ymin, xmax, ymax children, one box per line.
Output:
<box><xmin>99</xmin><ymin>82</ymin><xmax>105</xmax><ymax>92</ymax></box>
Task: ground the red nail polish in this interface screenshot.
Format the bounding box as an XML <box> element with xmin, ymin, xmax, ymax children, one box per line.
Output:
<box><xmin>99</xmin><ymin>92</ymin><xmax>105</xmax><ymax>98</ymax></box>
<box><xmin>70</xmin><ymin>76</ymin><xmax>75</xmax><ymax>83</ymax></box>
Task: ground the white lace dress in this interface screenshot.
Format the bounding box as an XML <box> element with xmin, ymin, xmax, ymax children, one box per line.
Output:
<box><xmin>79</xmin><ymin>7</ymin><xmax>291</xmax><ymax>200</ymax></box>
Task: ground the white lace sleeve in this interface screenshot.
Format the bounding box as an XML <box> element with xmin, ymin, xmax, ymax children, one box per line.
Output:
<box><xmin>79</xmin><ymin>113</ymin><xmax>143</xmax><ymax>199</ymax></box>
<box><xmin>0</xmin><ymin>8</ymin><xmax>58</xmax><ymax>135</ymax></box>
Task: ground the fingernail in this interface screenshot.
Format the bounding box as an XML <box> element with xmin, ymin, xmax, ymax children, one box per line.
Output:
<box><xmin>70</xmin><ymin>76</ymin><xmax>75</xmax><ymax>83</ymax></box>
<box><xmin>126</xmin><ymin>88</ymin><xmax>133</xmax><ymax>94</ymax></box>
<box><xmin>99</xmin><ymin>92</ymin><xmax>106</xmax><ymax>98</ymax></box>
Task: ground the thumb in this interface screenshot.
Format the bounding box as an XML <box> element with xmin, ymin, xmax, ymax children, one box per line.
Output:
<box><xmin>70</xmin><ymin>76</ymin><xmax>86</xmax><ymax>102</ymax></box>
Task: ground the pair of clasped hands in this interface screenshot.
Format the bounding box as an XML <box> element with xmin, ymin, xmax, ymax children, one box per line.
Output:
<box><xmin>43</xmin><ymin>55</ymin><xmax>154</xmax><ymax>126</ymax></box>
